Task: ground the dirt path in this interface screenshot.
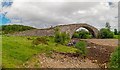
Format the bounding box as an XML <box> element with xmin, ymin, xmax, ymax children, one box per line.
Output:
<box><xmin>81</xmin><ymin>39</ymin><xmax>118</xmax><ymax>47</ymax></box>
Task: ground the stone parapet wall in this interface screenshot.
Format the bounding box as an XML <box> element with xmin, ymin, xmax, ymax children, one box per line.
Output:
<box><xmin>11</xmin><ymin>23</ymin><xmax>99</xmax><ymax>38</ymax></box>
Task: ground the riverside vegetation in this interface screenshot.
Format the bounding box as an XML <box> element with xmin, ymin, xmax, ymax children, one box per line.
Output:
<box><xmin>1</xmin><ymin>24</ymin><xmax>119</xmax><ymax>68</ymax></box>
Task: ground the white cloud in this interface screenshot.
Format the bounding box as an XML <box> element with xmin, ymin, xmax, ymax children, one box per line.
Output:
<box><xmin>12</xmin><ymin>0</ymin><xmax>120</xmax><ymax>2</ymax></box>
<box><xmin>90</xmin><ymin>8</ymin><xmax>98</xmax><ymax>14</ymax></box>
<box><xmin>4</xmin><ymin>0</ymin><xmax>118</xmax><ymax>30</ymax></box>
<box><xmin>78</xmin><ymin>10</ymin><xmax>87</xmax><ymax>14</ymax></box>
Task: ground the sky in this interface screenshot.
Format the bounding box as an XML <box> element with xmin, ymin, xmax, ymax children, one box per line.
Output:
<box><xmin>0</xmin><ymin>0</ymin><xmax>119</xmax><ymax>30</ymax></box>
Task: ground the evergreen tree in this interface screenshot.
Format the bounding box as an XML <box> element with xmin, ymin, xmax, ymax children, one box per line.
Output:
<box><xmin>114</xmin><ymin>29</ymin><xmax>118</xmax><ymax>35</ymax></box>
<box><xmin>105</xmin><ymin>22</ymin><xmax>111</xmax><ymax>30</ymax></box>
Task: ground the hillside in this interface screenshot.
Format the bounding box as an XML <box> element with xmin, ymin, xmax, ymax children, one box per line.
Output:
<box><xmin>1</xmin><ymin>24</ymin><xmax>36</xmax><ymax>34</ymax></box>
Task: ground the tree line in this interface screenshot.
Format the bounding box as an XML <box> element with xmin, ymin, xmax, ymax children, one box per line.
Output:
<box><xmin>1</xmin><ymin>24</ymin><xmax>35</xmax><ymax>34</ymax></box>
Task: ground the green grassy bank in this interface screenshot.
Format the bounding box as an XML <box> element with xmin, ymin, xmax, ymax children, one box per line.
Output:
<box><xmin>2</xmin><ymin>36</ymin><xmax>77</xmax><ymax>68</ymax></box>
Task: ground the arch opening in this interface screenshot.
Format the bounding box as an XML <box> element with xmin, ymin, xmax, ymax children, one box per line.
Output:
<box><xmin>72</xmin><ymin>27</ymin><xmax>96</xmax><ymax>39</ymax></box>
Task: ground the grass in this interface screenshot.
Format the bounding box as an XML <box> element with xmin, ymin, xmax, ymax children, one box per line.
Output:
<box><xmin>54</xmin><ymin>44</ymin><xmax>78</xmax><ymax>53</ymax></box>
<box><xmin>113</xmin><ymin>35</ymin><xmax>119</xmax><ymax>39</ymax></box>
<box><xmin>109</xmin><ymin>46</ymin><xmax>120</xmax><ymax>68</ymax></box>
<box><xmin>2</xmin><ymin>36</ymin><xmax>77</xmax><ymax>68</ymax></box>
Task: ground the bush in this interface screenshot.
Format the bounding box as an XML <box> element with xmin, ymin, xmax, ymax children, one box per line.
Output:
<box><xmin>109</xmin><ymin>47</ymin><xmax>120</xmax><ymax>68</ymax></box>
<box><xmin>54</xmin><ymin>27</ymin><xmax>70</xmax><ymax>45</ymax></box>
<box><xmin>99</xmin><ymin>28</ymin><xmax>114</xmax><ymax>39</ymax></box>
<box><xmin>75</xmin><ymin>41</ymin><xmax>87</xmax><ymax>57</ymax></box>
<box><xmin>2</xmin><ymin>24</ymin><xmax>35</xmax><ymax>34</ymax></box>
<box><xmin>54</xmin><ymin>32</ymin><xmax>70</xmax><ymax>45</ymax></box>
<box><xmin>72</xmin><ymin>32</ymin><xmax>79</xmax><ymax>38</ymax></box>
<box><xmin>32</xmin><ymin>37</ymin><xmax>48</xmax><ymax>46</ymax></box>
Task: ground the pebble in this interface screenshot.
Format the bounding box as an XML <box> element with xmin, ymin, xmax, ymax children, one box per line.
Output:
<box><xmin>92</xmin><ymin>60</ymin><xmax>97</xmax><ymax>63</ymax></box>
<box><xmin>41</xmin><ymin>62</ymin><xmax>43</xmax><ymax>64</ymax></box>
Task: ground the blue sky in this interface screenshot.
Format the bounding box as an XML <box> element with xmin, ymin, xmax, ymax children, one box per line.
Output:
<box><xmin>0</xmin><ymin>0</ymin><xmax>13</xmax><ymax>25</ymax></box>
<box><xmin>0</xmin><ymin>13</ymin><xmax>11</xmax><ymax>25</ymax></box>
<box><xmin>1</xmin><ymin>1</ymin><xmax>13</xmax><ymax>7</ymax></box>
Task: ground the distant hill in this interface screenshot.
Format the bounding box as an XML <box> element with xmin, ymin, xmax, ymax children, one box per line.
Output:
<box><xmin>1</xmin><ymin>24</ymin><xmax>36</xmax><ymax>34</ymax></box>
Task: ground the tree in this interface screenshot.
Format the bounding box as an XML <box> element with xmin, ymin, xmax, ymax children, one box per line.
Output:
<box><xmin>105</xmin><ymin>22</ymin><xmax>111</xmax><ymax>30</ymax></box>
<box><xmin>114</xmin><ymin>29</ymin><xmax>118</xmax><ymax>35</ymax></box>
<box><xmin>99</xmin><ymin>28</ymin><xmax>114</xmax><ymax>38</ymax></box>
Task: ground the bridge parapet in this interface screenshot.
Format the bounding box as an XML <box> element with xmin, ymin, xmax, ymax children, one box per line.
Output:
<box><xmin>12</xmin><ymin>23</ymin><xmax>99</xmax><ymax>38</ymax></box>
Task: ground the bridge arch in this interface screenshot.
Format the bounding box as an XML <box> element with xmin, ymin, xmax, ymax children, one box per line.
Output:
<box><xmin>12</xmin><ymin>23</ymin><xmax>99</xmax><ymax>38</ymax></box>
<box><xmin>57</xmin><ymin>24</ymin><xmax>99</xmax><ymax>38</ymax></box>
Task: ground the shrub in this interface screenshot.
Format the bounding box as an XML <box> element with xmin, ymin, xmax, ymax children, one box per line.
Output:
<box><xmin>54</xmin><ymin>27</ymin><xmax>70</xmax><ymax>45</ymax></box>
<box><xmin>75</xmin><ymin>41</ymin><xmax>87</xmax><ymax>57</ymax></box>
<box><xmin>109</xmin><ymin>47</ymin><xmax>120</xmax><ymax>68</ymax></box>
<box><xmin>99</xmin><ymin>28</ymin><xmax>114</xmax><ymax>39</ymax></box>
<box><xmin>32</xmin><ymin>37</ymin><xmax>48</xmax><ymax>46</ymax></box>
<box><xmin>72</xmin><ymin>32</ymin><xmax>79</xmax><ymax>38</ymax></box>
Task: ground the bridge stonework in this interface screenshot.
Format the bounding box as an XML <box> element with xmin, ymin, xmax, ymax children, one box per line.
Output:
<box><xmin>13</xmin><ymin>23</ymin><xmax>99</xmax><ymax>38</ymax></box>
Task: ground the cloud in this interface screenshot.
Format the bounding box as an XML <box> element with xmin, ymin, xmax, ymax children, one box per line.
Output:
<box><xmin>4</xmin><ymin>0</ymin><xmax>118</xmax><ymax>30</ymax></box>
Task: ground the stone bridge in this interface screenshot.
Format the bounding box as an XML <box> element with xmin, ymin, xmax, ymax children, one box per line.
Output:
<box><xmin>13</xmin><ymin>23</ymin><xmax>99</xmax><ymax>38</ymax></box>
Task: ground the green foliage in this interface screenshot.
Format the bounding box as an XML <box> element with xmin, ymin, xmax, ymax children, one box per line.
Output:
<box><xmin>114</xmin><ymin>35</ymin><xmax>118</xmax><ymax>39</ymax></box>
<box><xmin>99</xmin><ymin>22</ymin><xmax>115</xmax><ymax>39</ymax></box>
<box><xmin>54</xmin><ymin>27</ymin><xmax>70</xmax><ymax>45</ymax></box>
<box><xmin>72</xmin><ymin>29</ymin><xmax>91</xmax><ymax>39</ymax></box>
<box><xmin>32</xmin><ymin>37</ymin><xmax>48</xmax><ymax>46</ymax></box>
<box><xmin>1</xmin><ymin>24</ymin><xmax>35</xmax><ymax>34</ymax></box>
<box><xmin>75</xmin><ymin>41</ymin><xmax>87</xmax><ymax>57</ymax></box>
<box><xmin>114</xmin><ymin>29</ymin><xmax>118</xmax><ymax>35</ymax></box>
<box><xmin>99</xmin><ymin>28</ymin><xmax>114</xmax><ymax>39</ymax></box>
<box><xmin>72</xmin><ymin>32</ymin><xmax>79</xmax><ymax>38</ymax></box>
<box><xmin>109</xmin><ymin>47</ymin><xmax>120</xmax><ymax>68</ymax></box>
